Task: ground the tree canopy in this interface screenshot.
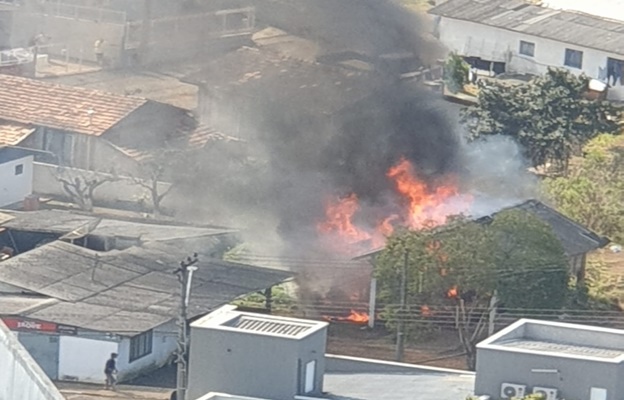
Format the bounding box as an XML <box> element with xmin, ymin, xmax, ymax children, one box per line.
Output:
<box><xmin>374</xmin><ymin>209</ymin><xmax>569</xmax><ymax>369</ymax></box>
<box><xmin>444</xmin><ymin>52</ymin><xmax>469</xmax><ymax>94</ymax></box>
<box><xmin>544</xmin><ymin>134</ymin><xmax>624</xmax><ymax>244</ymax></box>
<box><xmin>461</xmin><ymin>68</ymin><xmax>621</xmax><ymax>171</ymax></box>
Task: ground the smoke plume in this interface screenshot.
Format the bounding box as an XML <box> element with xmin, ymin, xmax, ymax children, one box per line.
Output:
<box><xmin>179</xmin><ymin>0</ymin><xmax>536</xmax><ymax>257</ymax></box>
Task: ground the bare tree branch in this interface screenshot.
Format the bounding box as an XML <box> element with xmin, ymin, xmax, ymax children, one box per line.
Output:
<box><xmin>53</xmin><ymin>167</ymin><xmax>118</xmax><ymax>211</ymax></box>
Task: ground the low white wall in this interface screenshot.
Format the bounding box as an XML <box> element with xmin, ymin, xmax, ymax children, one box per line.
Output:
<box><xmin>116</xmin><ymin>320</ymin><xmax>177</xmax><ymax>381</ymax></box>
<box><xmin>0</xmin><ymin>156</ymin><xmax>33</xmax><ymax>207</ymax></box>
<box><xmin>0</xmin><ymin>321</ymin><xmax>64</xmax><ymax>400</ymax></box>
<box><xmin>58</xmin><ymin>335</ymin><xmax>119</xmax><ymax>383</ymax></box>
<box><xmin>325</xmin><ymin>354</ymin><xmax>474</xmax><ymax>376</ymax></box>
<box><xmin>32</xmin><ymin>162</ymin><xmax>174</xmax><ymax>210</ymax></box>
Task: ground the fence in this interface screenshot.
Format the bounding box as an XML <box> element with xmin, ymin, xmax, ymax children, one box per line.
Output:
<box><xmin>35</xmin><ymin>42</ymin><xmax>86</xmax><ymax>67</ymax></box>
<box><xmin>33</xmin><ymin>1</ymin><xmax>126</xmax><ymax>25</ymax></box>
<box><xmin>0</xmin><ymin>47</ymin><xmax>34</xmax><ymax>67</ymax></box>
<box><xmin>144</xmin><ymin>7</ymin><xmax>255</xmax><ymax>47</ymax></box>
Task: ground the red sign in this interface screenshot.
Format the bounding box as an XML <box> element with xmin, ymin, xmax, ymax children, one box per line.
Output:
<box><xmin>2</xmin><ymin>318</ymin><xmax>57</xmax><ymax>332</ymax></box>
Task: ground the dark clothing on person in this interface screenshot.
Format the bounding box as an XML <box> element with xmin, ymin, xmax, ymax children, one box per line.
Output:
<box><xmin>105</xmin><ymin>358</ymin><xmax>116</xmax><ymax>373</ymax></box>
<box><xmin>105</xmin><ymin>357</ymin><xmax>117</xmax><ymax>389</ymax></box>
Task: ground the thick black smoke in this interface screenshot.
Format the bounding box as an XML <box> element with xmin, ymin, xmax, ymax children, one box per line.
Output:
<box><xmin>178</xmin><ymin>0</ymin><xmax>532</xmax><ymax>254</ymax></box>
<box><xmin>257</xmin><ymin>84</ymin><xmax>463</xmax><ymax>246</ymax></box>
<box><xmin>256</xmin><ymin>0</ymin><xmax>440</xmax><ymax>64</ymax></box>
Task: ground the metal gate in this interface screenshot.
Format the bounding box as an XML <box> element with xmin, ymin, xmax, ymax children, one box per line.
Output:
<box><xmin>18</xmin><ymin>332</ymin><xmax>60</xmax><ymax>380</ymax></box>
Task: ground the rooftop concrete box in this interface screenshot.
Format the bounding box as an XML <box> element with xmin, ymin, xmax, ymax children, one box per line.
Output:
<box><xmin>188</xmin><ymin>307</ymin><xmax>328</xmax><ymax>400</ymax></box>
<box><xmin>475</xmin><ymin>319</ymin><xmax>624</xmax><ymax>400</ymax></box>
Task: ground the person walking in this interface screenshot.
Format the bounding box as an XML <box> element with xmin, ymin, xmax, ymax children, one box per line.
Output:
<box><xmin>104</xmin><ymin>353</ymin><xmax>118</xmax><ymax>390</ymax></box>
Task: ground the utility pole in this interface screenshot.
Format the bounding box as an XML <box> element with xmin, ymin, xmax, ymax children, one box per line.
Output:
<box><xmin>488</xmin><ymin>291</ymin><xmax>498</xmax><ymax>336</ymax></box>
<box><xmin>174</xmin><ymin>253</ymin><xmax>199</xmax><ymax>400</ymax></box>
<box><xmin>395</xmin><ymin>249</ymin><xmax>408</xmax><ymax>362</ymax></box>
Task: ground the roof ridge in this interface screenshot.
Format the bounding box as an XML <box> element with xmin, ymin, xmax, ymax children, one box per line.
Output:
<box><xmin>0</xmin><ymin>74</ymin><xmax>149</xmax><ymax>136</ymax></box>
<box><xmin>32</xmin><ymin>74</ymin><xmax>149</xmax><ymax>102</ymax></box>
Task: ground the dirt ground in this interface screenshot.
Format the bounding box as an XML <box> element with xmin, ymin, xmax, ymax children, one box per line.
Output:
<box><xmin>56</xmin><ymin>382</ymin><xmax>170</xmax><ymax>400</ymax></box>
<box><xmin>326</xmin><ymin>322</ymin><xmax>469</xmax><ymax>370</ymax></box>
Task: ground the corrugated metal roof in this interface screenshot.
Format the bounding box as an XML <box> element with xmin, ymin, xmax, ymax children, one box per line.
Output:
<box><xmin>0</xmin><ymin>209</ymin><xmax>235</xmax><ymax>241</ymax></box>
<box><xmin>228</xmin><ymin>315</ymin><xmax>313</xmax><ymax>337</ymax></box>
<box><xmin>499</xmin><ymin>199</ymin><xmax>609</xmax><ymax>255</ymax></box>
<box><xmin>353</xmin><ymin>199</ymin><xmax>608</xmax><ymax>260</ymax></box>
<box><xmin>0</xmin><ymin>74</ymin><xmax>147</xmax><ymax>136</ymax></box>
<box><xmin>0</xmin><ymin>241</ymin><xmax>292</xmax><ymax>335</ymax></box>
<box><xmin>429</xmin><ymin>0</ymin><xmax>624</xmax><ymax>55</ymax></box>
<box><xmin>0</xmin><ymin>295</ymin><xmax>56</xmax><ymax>315</ymax></box>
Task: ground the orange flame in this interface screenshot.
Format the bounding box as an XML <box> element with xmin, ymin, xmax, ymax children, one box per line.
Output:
<box><xmin>317</xmin><ymin>158</ymin><xmax>472</xmax><ymax>251</ymax></box>
<box><xmin>447</xmin><ymin>285</ymin><xmax>458</xmax><ymax>299</ymax></box>
<box><xmin>386</xmin><ymin>158</ymin><xmax>469</xmax><ymax>229</ymax></box>
<box><xmin>421</xmin><ymin>305</ymin><xmax>432</xmax><ymax>317</ymax></box>
<box><xmin>326</xmin><ymin>309</ymin><xmax>370</xmax><ymax>324</ymax></box>
<box><xmin>317</xmin><ymin>193</ymin><xmax>371</xmax><ymax>244</ymax></box>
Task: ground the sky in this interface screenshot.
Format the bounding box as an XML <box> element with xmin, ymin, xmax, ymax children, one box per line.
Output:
<box><xmin>543</xmin><ymin>0</ymin><xmax>624</xmax><ymax>21</ymax></box>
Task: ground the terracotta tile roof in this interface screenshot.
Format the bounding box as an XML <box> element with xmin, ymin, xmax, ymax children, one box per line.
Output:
<box><xmin>111</xmin><ymin>144</ymin><xmax>153</xmax><ymax>163</ymax></box>
<box><xmin>111</xmin><ymin>124</ymin><xmax>244</xmax><ymax>162</ymax></box>
<box><xmin>0</xmin><ymin>120</ymin><xmax>35</xmax><ymax>146</ymax></box>
<box><xmin>0</xmin><ymin>74</ymin><xmax>148</xmax><ymax>136</ymax></box>
<box><xmin>185</xmin><ymin>124</ymin><xmax>244</xmax><ymax>148</ymax></box>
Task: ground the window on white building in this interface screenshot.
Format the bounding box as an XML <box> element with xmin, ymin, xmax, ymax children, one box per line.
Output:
<box><xmin>564</xmin><ymin>48</ymin><xmax>583</xmax><ymax>69</ymax></box>
<box><xmin>14</xmin><ymin>164</ymin><xmax>23</xmax><ymax>175</ymax></box>
<box><xmin>129</xmin><ymin>330</ymin><xmax>153</xmax><ymax>362</ymax></box>
<box><xmin>519</xmin><ymin>40</ymin><xmax>535</xmax><ymax>57</ymax></box>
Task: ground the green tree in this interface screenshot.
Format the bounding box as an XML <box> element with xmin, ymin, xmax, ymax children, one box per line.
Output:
<box><xmin>375</xmin><ymin>210</ymin><xmax>568</xmax><ymax>370</ymax></box>
<box><xmin>444</xmin><ymin>52</ymin><xmax>469</xmax><ymax>94</ymax></box>
<box><xmin>544</xmin><ymin>134</ymin><xmax>624</xmax><ymax>244</ymax></box>
<box><xmin>461</xmin><ymin>68</ymin><xmax>621</xmax><ymax>172</ymax></box>
<box><xmin>489</xmin><ymin>210</ymin><xmax>569</xmax><ymax>311</ymax></box>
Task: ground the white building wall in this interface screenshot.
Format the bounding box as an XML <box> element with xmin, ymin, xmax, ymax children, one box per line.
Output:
<box><xmin>32</xmin><ymin>162</ymin><xmax>174</xmax><ymax>210</ymax></box>
<box><xmin>0</xmin><ymin>156</ymin><xmax>33</xmax><ymax>207</ymax></box>
<box><xmin>58</xmin><ymin>335</ymin><xmax>119</xmax><ymax>383</ymax></box>
<box><xmin>436</xmin><ymin>17</ymin><xmax>624</xmax><ymax>100</ymax></box>
<box><xmin>0</xmin><ymin>321</ymin><xmax>64</xmax><ymax>400</ymax></box>
<box><xmin>116</xmin><ymin>320</ymin><xmax>177</xmax><ymax>381</ymax></box>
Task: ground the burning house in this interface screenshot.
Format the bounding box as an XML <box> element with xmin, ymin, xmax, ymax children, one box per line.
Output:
<box><xmin>176</xmin><ymin>1</ymin><xmax>544</xmax><ymax>323</ymax></box>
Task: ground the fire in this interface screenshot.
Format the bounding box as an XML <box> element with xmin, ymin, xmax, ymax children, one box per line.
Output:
<box><xmin>420</xmin><ymin>305</ymin><xmax>432</xmax><ymax>317</ymax></box>
<box><xmin>324</xmin><ymin>309</ymin><xmax>370</xmax><ymax>324</ymax></box>
<box><xmin>317</xmin><ymin>193</ymin><xmax>371</xmax><ymax>244</ymax></box>
<box><xmin>317</xmin><ymin>158</ymin><xmax>472</xmax><ymax>251</ymax></box>
<box><xmin>447</xmin><ymin>285</ymin><xmax>458</xmax><ymax>299</ymax></box>
<box><xmin>386</xmin><ymin>158</ymin><xmax>468</xmax><ymax>229</ymax></box>
<box><xmin>318</xmin><ymin>193</ymin><xmax>389</xmax><ymax>248</ymax></box>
